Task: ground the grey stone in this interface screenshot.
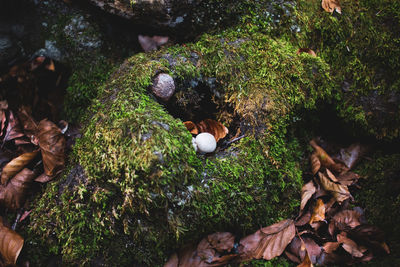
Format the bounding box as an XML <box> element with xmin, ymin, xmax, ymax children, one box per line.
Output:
<box><xmin>151</xmin><ymin>73</ymin><xmax>175</xmax><ymax>101</ymax></box>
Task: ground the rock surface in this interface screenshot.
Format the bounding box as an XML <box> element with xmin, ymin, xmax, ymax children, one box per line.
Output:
<box><xmin>151</xmin><ymin>73</ymin><xmax>175</xmax><ymax>101</ymax></box>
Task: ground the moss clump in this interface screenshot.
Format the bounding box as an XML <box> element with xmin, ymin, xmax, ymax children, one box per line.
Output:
<box><xmin>25</xmin><ymin>24</ymin><xmax>335</xmax><ymax>266</ymax></box>
<box><xmin>291</xmin><ymin>0</ymin><xmax>400</xmax><ymax>139</ymax></box>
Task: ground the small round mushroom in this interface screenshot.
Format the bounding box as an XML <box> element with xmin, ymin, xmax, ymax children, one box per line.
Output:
<box><xmin>195</xmin><ymin>133</ymin><xmax>217</xmax><ymax>153</ymax></box>
<box><xmin>151</xmin><ymin>73</ymin><xmax>175</xmax><ymax>101</ymax></box>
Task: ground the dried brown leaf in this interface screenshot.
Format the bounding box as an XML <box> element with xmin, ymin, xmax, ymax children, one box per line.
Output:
<box><xmin>336</xmin><ymin>171</ymin><xmax>360</xmax><ymax>186</ymax></box>
<box><xmin>183</xmin><ymin>121</ymin><xmax>198</xmax><ymax>135</ymax></box>
<box><xmin>310</xmin><ymin>140</ymin><xmax>347</xmax><ymax>173</ymax></box>
<box><xmin>337</xmin><ymin>232</ymin><xmax>366</xmax><ymax>258</ymax></box>
<box><xmin>297</xmin><ymin>251</ymin><xmax>313</xmax><ymax>267</ymax></box>
<box><xmin>17</xmin><ymin>107</ymin><xmax>38</xmax><ymax>139</ymax></box>
<box><xmin>0</xmin><ymin>168</ymin><xmax>36</xmax><ymax>210</ymax></box>
<box><xmin>310</xmin><ymin>152</ymin><xmax>321</xmax><ymax>175</ymax></box>
<box><xmin>37</xmin><ymin>119</ymin><xmax>65</xmax><ymax>178</ymax></box>
<box><xmin>239</xmin><ymin>219</ymin><xmax>295</xmax><ymax>261</ymax></box>
<box><xmin>2</xmin><ymin>110</ymin><xmax>25</xmax><ymax>143</ymax></box>
<box><xmin>0</xmin><ymin>217</ymin><xmax>24</xmax><ymax>264</ymax></box>
<box><xmin>323</xmin><ymin>242</ymin><xmax>340</xmax><ymax>254</ymax></box>
<box><xmin>348</xmin><ymin>225</ymin><xmax>390</xmax><ymax>255</ymax></box>
<box><xmin>321</xmin><ymin>0</ymin><xmax>341</xmax><ymax>14</ymax></box>
<box><xmin>328</xmin><ymin>210</ymin><xmax>362</xmax><ymax>236</ymax></box>
<box><xmin>318</xmin><ymin>172</ymin><xmax>350</xmax><ymax>203</ymax></box>
<box><xmin>334</xmin><ymin>144</ymin><xmax>366</xmax><ymax>169</ymax></box>
<box><xmin>301</xmin><ymin>181</ymin><xmax>316</xmax><ymax>211</ymax></box>
<box><xmin>1</xmin><ymin>151</ymin><xmax>38</xmax><ymax>185</ymax></box>
<box><xmin>309</xmin><ymin>199</ymin><xmax>326</xmax><ymax>225</ymax></box>
<box><xmin>164</xmin><ymin>252</ymin><xmax>178</xmax><ymax>267</ymax></box>
<box><xmin>197</xmin><ymin>119</ymin><xmax>229</xmax><ymax>142</ymax></box>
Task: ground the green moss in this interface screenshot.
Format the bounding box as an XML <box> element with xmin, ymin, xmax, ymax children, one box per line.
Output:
<box><xmin>291</xmin><ymin>0</ymin><xmax>400</xmax><ymax>139</ymax></box>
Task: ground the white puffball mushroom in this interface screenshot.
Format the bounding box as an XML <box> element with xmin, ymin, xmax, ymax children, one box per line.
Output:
<box><xmin>195</xmin><ymin>133</ymin><xmax>217</xmax><ymax>153</ymax></box>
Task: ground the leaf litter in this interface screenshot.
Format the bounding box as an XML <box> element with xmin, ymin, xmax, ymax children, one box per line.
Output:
<box><xmin>165</xmin><ymin>138</ymin><xmax>390</xmax><ymax>266</ymax></box>
<box><xmin>0</xmin><ymin>55</ymin><xmax>77</xmax><ymax>265</ymax></box>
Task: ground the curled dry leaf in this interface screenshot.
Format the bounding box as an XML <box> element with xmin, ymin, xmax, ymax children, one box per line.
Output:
<box><xmin>310</xmin><ymin>152</ymin><xmax>321</xmax><ymax>175</ymax></box>
<box><xmin>336</xmin><ymin>232</ymin><xmax>366</xmax><ymax>258</ymax></box>
<box><xmin>309</xmin><ymin>199</ymin><xmax>326</xmax><ymax>225</ymax></box>
<box><xmin>336</xmin><ymin>171</ymin><xmax>360</xmax><ymax>186</ymax></box>
<box><xmin>318</xmin><ymin>172</ymin><xmax>350</xmax><ymax>203</ymax></box>
<box><xmin>335</xmin><ymin>144</ymin><xmax>366</xmax><ymax>170</ymax></box>
<box><xmin>297</xmin><ymin>48</ymin><xmax>317</xmax><ymax>57</ymax></box>
<box><xmin>1</xmin><ymin>151</ymin><xmax>38</xmax><ymax>185</ymax></box>
<box><xmin>310</xmin><ymin>140</ymin><xmax>347</xmax><ymax>174</ymax></box>
<box><xmin>297</xmin><ymin>251</ymin><xmax>313</xmax><ymax>267</ymax></box>
<box><xmin>138</xmin><ymin>35</ymin><xmax>169</xmax><ymax>52</ymax></box>
<box><xmin>323</xmin><ymin>242</ymin><xmax>340</xmax><ymax>254</ymax></box>
<box><xmin>328</xmin><ymin>209</ymin><xmax>362</xmax><ymax>236</ymax></box>
<box><xmin>239</xmin><ymin>219</ymin><xmax>295</xmax><ymax>261</ymax></box>
<box><xmin>2</xmin><ymin>111</ymin><xmax>25</xmax><ymax>144</ymax></box>
<box><xmin>197</xmin><ymin>232</ymin><xmax>237</xmax><ymax>264</ymax></box>
<box><xmin>301</xmin><ymin>181</ymin><xmax>316</xmax><ymax>211</ymax></box>
<box><xmin>197</xmin><ymin>119</ymin><xmax>229</xmax><ymax>142</ymax></box>
<box><xmin>321</xmin><ymin>0</ymin><xmax>341</xmax><ymax>14</ymax></box>
<box><xmin>0</xmin><ymin>168</ymin><xmax>36</xmax><ymax>210</ymax></box>
<box><xmin>183</xmin><ymin>121</ymin><xmax>198</xmax><ymax>135</ymax></box>
<box><xmin>17</xmin><ymin>107</ymin><xmax>38</xmax><ymax>139</ymax></box>
<box><xmin>0</xmin><ymin>217</ymin><xmax>24</xmax><ymax>264</ymax></box>
<box><xmin>37</xmin><ymin>119</ymin><xmax>66</xmax><ymax>178</ymax></box>
<box><xmin>286</xmin><ymin>236</ymin><xmax>321</xmax><ymax>265</ymax></box>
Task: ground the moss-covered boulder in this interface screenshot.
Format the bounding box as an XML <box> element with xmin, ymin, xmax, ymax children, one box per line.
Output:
<box><xmin>25</xmin><ymin>26</ymin><xmax>335</xmax><ymax>265</ymax></box>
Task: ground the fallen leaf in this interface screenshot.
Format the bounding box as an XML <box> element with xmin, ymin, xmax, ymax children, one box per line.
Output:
<box><xmin>297</xmin><ymin>251</ymin><xmax>313</xmax><ymax>267</ymax></box>
<box><xmin>336</xmin><ymin>171</ymin><xmax>360</xmax><ymax>186</ymax></box>
<box><xmin>197</xmin><ymin>232</ymin><xmax>237</xmax><ymax>264</ymax></box>
<box><xmin>309</xmin><ymin>199</ymin><xmax>326</xmax><ymax>225</ymax></box>
<box><xmin>0</xmin><ymin>168</ymin><xmax>36</xmax><ymax>210</ymax></box>
<box><xmin>196</xmin><ymin>119</ymin><xmax>229</xmax><ymax>142</ymax></box>
<box><xmin>325</xmin><ymin>169</ymin><xmax>338</xmax><ymax>182</ymax></box>
<box><xmin>334</xmin><ymin>144</ymin><xmax>366</xmax><ymax>170</ymax></box>
<box><xmin>321</xmin><ymin>0</ymin><xmax>341</xmax><ymax>14</ymax></box>
<box><xmin>0</xmin><ymin>217</ymin><xmax>24</xmax><ymax>264</ymax></box>
<box><xmin>310</xmin><ymin>140</ymin><xmax>347</xmax><ymax>174</ymax></box>
<box><xmin>336</xmin><ymin>232</ymin><xmax>366</xmax><ymax>258</ymax></box>
<box><xmin>239</xmin><ymin>219</ymin><xmax>295</xmax><ymax>261</ymax></box>
<box><xmin>310</xmin><ymin>152</ymin><xmax>321</xmax><ymax>175</ymax></box>
<box><xmin>1</xmin><ymin>151</ymin><xmax>38</xmax><ymax>185</ymax></box>
<box><xmin>301</xmin><ymin>181</ymin><xmax>316</xmax><ymax>211</ymax></box>
<box><xmin>138</xmin><ymin>35</ymin><xmax>169</xmax><ymax>52</ymax></box>
<box><xmin>323</xmin><ymin>242</ymin><xmax>340</xmax><ymax>254</ymax></box>
<box><xmin>183</xmin><ymin>121</ymin><xmax>199</xmax><ymax>135</ymax></box>
<box><xmin>286</xmin><ymin>236</ymin><xmax>321</xmax><ymax>265</ymax></box>
<box><xmin>34</xmin><ymin>173</ymin><xmax>53</xmax><ymax>183</ymax></box>
<box><xmin>348</xmin><ymin>225</ymin><xmax>390</xmax><ymax>255</ymax></box>
<box><xmin>2</xmin><ymin>110</ymin><xmax>25</xmax><ymax>144</ymax></box>
<box><xmin>328</xmin><ymin>209</ymin><xmax>362</xmax><ymax>236</ymax></box>
<box><xmin>17</xmin><ymin>107</ymin><xmax>38</xmax><ymax>139</ymax></box>
<box><xmin>46</xmin><ymin>59</ymin><xmax>56</xmax><ymax>72</ymax></box>
<box><xmin>318</xmin><ymin>172</ymin><xmax>350</xmax><ymax>203</ymax></box>
<box><xmin>37</xmin><ymin>119</ymin><xmax>65</xmax><ymax>177</ymax></box>
<box><xmin>297</xmin><ymin>48</ymin><xmax>317</xmax><ymax>57</ymax></box>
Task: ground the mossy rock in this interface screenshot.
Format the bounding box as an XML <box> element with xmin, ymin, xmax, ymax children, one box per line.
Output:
<box><xmin>24</xmin><ymin>27</ymin><xmax>335</xmax><ymax>266</ymax></box>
